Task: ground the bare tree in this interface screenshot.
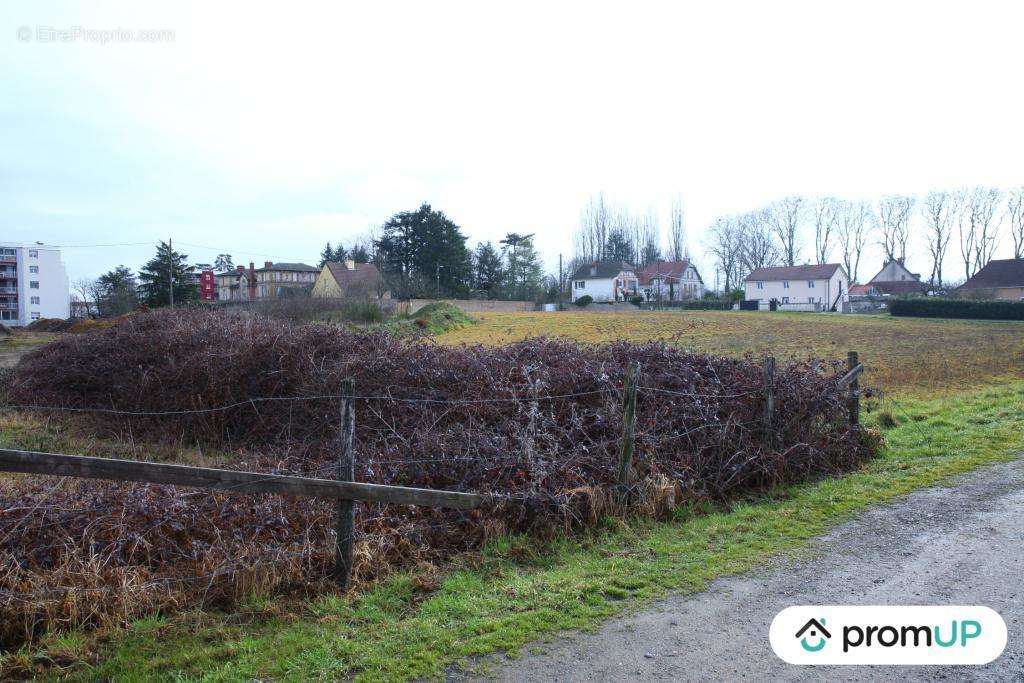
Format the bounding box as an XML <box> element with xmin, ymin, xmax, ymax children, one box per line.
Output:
<box><xmin>635</xmin><ymin>210</ymin><xmax>661</xmax><ymax>267</ymax></box>
<box><xmin>573</xmin><ymin>193</ymin><xmax>613</xmax><ymax>263</ymax></box>
<box><xmin>876</xmin><ymin>195</ymin><xmax>915</xmax><ymax>263</ymax></box>
<box><xmin>72</xmin><ymin>278</ymin><xmax>100</xmax><ymax>318</ymax></box>
<box><xmin>835</xmin><ymin>199</ymin><xmax>872</xmax><ymax>283</ymax></box>
<box><xmin>705</xmin><ymin>216</ymin><xmax>744</xmax><ymax>292</ymax></box>
<box><xmin>736</xmin><ymin>209</ymin><xmax>778</xmax><ymax>276</ymax></box>
<box><xmin>668</xmin><ymin>195</ymin><xmax>688</xmax><ymax>261</ymax></box>
<box><xmin>764</xmin><ymin>196</ymin><xmax>805</xmax><ymax>266</ymax></box>
<box><xmin>958</xmin><ymin>186</ymin><xmax>1003</xmax><ymax>279</ymax></box>
<box><xmin>1006</xmin><ymin>186</ymin><xmax>1024</xmax><ymax>259</ymax></box>
<box><xmin>812</xmin><ymin>197</ymin><xmax>840</xmax><ymax>264</ymax></box>
<box><xmin>920</xmin><ymin>190</ymin><xmax>962</xmax><ymax>289</ymax></box>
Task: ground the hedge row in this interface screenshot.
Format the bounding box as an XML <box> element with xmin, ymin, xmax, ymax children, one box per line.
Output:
<box><xmin>890</xmin><ymin>297</ymin><xmax>1024</xmax><ymax>320</ymax></box>
<box><xmin>642</xmin><ymin>300</ymin><xmax>733</xmax><ymax>311</ymax></box>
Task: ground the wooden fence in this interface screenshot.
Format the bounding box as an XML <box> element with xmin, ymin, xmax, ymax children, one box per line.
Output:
<box><xmin>0</xmin><ymin>353</ymin><xmax>864</xmax><ymax>588</ymax></box>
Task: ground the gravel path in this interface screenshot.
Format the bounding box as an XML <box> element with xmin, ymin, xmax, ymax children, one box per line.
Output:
<box><xmin>470</xmin><ymin>458</ymin><xmax>1024</xmax><ymax>682</ymax></box>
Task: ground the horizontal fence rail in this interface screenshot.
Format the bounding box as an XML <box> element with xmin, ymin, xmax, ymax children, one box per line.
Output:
<box><xmin>0</xmin><ymin>449</ymin><xmax>485</xmax><ymax>510</ymax></box>
<box><xmin>0</xmin><ymin>352</ymin><xmax>864</xmax><ymax>590</ymax></box>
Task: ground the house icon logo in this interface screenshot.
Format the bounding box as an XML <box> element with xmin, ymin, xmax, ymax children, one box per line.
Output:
<box><xmin>795</xmin><ymin>618</ymin><xmax>831</xmax><ymax>652</ymax></box>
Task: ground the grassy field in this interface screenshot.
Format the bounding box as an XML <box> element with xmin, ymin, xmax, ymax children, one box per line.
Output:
<box><xmin>439</xmin><ymin>311</ymin><xmax>1024</xmax><ymax>394</ymax></box>
<box><xmin>2</xmin><ymin>313</ymin><xmax>1024</xmax><ymax>679</ymax></box>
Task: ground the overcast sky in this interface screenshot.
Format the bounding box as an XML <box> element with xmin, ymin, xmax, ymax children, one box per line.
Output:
<box><xmin>2</xmin><ymin>1</ymin><xmax>1022</xmax><ymax>284</ymax></box>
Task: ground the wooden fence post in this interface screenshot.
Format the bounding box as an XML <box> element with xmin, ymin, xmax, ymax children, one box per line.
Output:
<box><xmin>763</xmin><ymin>355</ymin><xmax>775</xmax><ymax>448</ymax></box>
<box><xmin>335</xmin><ymin>378</ymin><xmax>356</xmax><ymax>588</ymax></box>
<box><xmin>847</xmin><ymin>351</ymin><xmax>860</xmax><ymax>427</ymax></box>
<box><xmin>616</xmin><ymin>362</ymin><xmax>639</xmax><ymax>491</ymax></box>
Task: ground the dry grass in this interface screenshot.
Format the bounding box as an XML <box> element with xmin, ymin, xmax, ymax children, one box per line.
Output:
<box><xmin>0</xmin><ymin>331</ymin><xmax>59</xmax><ymax>369</ymax></box>
<box><xmin>438</xmin><ymin>310</ymin><xmax>1024</xmax><ymax>394</ymax></box>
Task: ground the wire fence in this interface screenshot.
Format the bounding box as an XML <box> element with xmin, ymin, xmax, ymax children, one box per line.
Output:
<box><xmin>0</xmin><ymin>358</ymin><xmax>867</xmax><ymax>636</ymax></box>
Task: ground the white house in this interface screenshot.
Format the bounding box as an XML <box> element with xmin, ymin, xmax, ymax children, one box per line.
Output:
<box><xmin>637</xmin><ymin>259</ymin><xmax>705</xmax><ymax>301</ymax></box>
<box><xmin>0</xmin><ymin>242</ymin><xmax>70</xmax><ymax>326</ymax></box>
<box><xmin>744</xmin><ymin>263</ymin><xmax>849</xmax><ymax>311</ymax></box>
<box><xmin>570</xmin><ymin>261</ymin><xmax>639</xmax><ymax>303</ymax></box>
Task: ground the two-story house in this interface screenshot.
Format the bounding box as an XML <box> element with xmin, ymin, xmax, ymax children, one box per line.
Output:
<box><xmin>637</xmin><ymin>259</ymin><xmax>704</xmax><ymax>302</ymax></box>
<box><xmin>744</xmin><ymin>263</ymin><xmax>850</xmax><ymax>311</ymax></box>
<box><xmin>570</xmin><ymin>261</ymin><xmax>639</xmax><ymax>303</ymax></box>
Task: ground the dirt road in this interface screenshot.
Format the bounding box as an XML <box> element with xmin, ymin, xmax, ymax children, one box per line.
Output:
<box><xmin>480</xmin><ymin>458</ymin><xmax>1024</xmax><ymax>681</ymax></box>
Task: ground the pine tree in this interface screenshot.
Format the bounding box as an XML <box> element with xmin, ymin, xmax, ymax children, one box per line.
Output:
<box><xmin>95</xmin><ymin>265</ymin><xmax>138</xmax><ymax>316</ymax></box>
<box><xmin>319</xmin><ymin>242</ymin><xmax>335</xmax><ymax>267</ymax></box>
<box><xmin>375</xmin><ymin>203</ymin><xmax>472</xmax><ymax>298</ymax></box>
<box><xmin>349</xmin><ymin>243</ymin><xmax>371</xmax><ymax>263</ymax></box>
<box><xmin>603</xmin><ymin>229</ymin><xmax>635</xmax><ymax>263</ymax></box>
<box><xmin>138</xmin><ymin>241</ymin><xmax>197</xmax><ymax>307</ymax></box>
<box><xmin>214</xmin><ymin>254</ymin><xmax>234</xmax><ymax>272</ymax></box>
<box><xmin>473</xmin><ymin>242</ymin><xmax>505</xmax><ymax>298</ymax></box>
<box><xmin>332</xmin><ymin>244</ymin><xmax>349</xmax><ymax>263</ymax></box>
<box><xmin>501</xmin><ymin>233</ymin><xmax>544</xmax><ymax>300</ymax></box>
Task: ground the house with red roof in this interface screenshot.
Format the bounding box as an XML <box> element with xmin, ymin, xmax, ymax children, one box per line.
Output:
<box><xmin>636</xmin><ymin>259</ymin><xmax>704</xmax><ymax>302</ymax></box>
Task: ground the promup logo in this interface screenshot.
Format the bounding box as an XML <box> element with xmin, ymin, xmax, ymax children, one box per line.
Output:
<box><xmin>770</xmin><ymin>606</ymin><xmax>1007</xmax><ymax>665</ymax></box>
<box><xmin>795</xmin><ymin>618</ymin><xmax>831</xmax><ymax>652</ymax></box>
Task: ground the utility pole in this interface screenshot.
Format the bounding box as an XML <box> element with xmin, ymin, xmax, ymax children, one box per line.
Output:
<box><xmin>558</xmin><ymin>253</ymin><xmax>563</xmax><ymax>310</ymax></box>
<box><xmin>168</xmin><ymin>238</ymin><xmax>174</xmax><ymax>309</ymax></box>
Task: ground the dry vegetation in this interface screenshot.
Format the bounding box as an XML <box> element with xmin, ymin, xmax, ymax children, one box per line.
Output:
<box><xmin>439</xmin><ymin>311</ymin><xmax>1024</xmax><ymax>394</ymax></box>
<box><xmin>0</xmin><ymin>308</ymin><xmax>877</xmax><ymax>646</ymax></box>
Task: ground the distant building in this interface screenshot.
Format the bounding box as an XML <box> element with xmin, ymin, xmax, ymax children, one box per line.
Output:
<box><xmin>198</xmin><ymin>268</ymin><xmax>216</xmax><ymax>301</ymax></box>
<box><xmin>0</xmin><ymin>242</ymin><xmax>70</xmax><ymax>326</ymax></box>
<box><xmin>312</xmin><ymin>260</ymin><xmax>388</xmax><ymax>299</ymax></box>
<box><xmin>864</xmin><ymin>259</ymin><xmax>928</xmax><ymax>296</ymax></box>
<box><xmin>743</xmin><ymin>263</ymin><xmax>849</xmax><ymax>311</ymax></box>
<box><xmin>956</xmin><ymin>258</ymin><xmax>1024</xmax><ymax>301</ymax></box>
<box><xmin>570</xmin><ymin>261</ymin><xmax>639</xmax><ymax>303</ymax></box>
<box><xmin>215</xmin><ymin>261</ymin><xmax>319</xmax><ymax>301</ymax></box>
<box><xmin>637</xmin><ymin>259</ymin><xmax>704</xmax><ymax>301</ymax></box>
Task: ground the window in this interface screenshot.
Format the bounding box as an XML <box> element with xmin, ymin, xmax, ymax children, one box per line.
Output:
<box><xmin>783</xmin><ymin>281</ymin><xmax>790</xmax><ymax>289</ymax></box>
<box><xmin>28</xmin><ymin>250</ymin><xmax>38</xmax><ymax>258</ymax></box>
<box><xmin>807</xmin><ymin>280</ymin><xmax>814</xmax><ymax>288</ymax></box>
<box><xmin>756</xmin><ymin>281</ymin><xmax>763</xmax><ymax>290</ymax></box>
<box><xmin>808</xmin><ymin>297</ymin><xmax>815</xmax><ymax>303</ymax></box>
<box><xmin>782</xmin><ymin>296</ymin><xmax>790</xmax><ymax>304</ymax></box>
<box><xmin>900</xmin><ymin>275</ymin><xmax>906</xmax><ymax>280</ymax></box>
<box><xmin>30</xmin><ymin>296</ymin><xmax>39</xmax><ymax>304</ymax></box>
<box><xmin>29</xmin><ymin>281</ymin><xmax>39</xmax><ymax>289</ymax></box>
<box><xmin>29</xmin><ymin>265</ymin><xmax>39</xmax><ymax>274</ymax></box>
<box><xmin>575</xmin><ymin>280</ymin><xmax>585</xmax><ymax>289</ymax></box>
<box><xmin>31</xmin><ymin>312</ymin><xmax>40</xmax><ymax>320</ymax></box>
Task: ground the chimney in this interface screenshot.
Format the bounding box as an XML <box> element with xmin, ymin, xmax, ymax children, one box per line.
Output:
<box><xmin>345</xmin><ymin>259</ymin><xmax>356</xmax><ymax>270</ymax></box>
<box><xmin>264</xmin><ymin>261</ymin><xmax>273</xmax><ymax>269</ymax></box>
<box><xmin>248</xmin><ymin>262</ymin><xmax>257</xmax><ymax>300</ymax></box>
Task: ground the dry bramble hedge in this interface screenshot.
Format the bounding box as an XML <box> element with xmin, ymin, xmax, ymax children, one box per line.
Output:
<box><xmin>0</xmin><ymin>308</ymin><xmax>879</xmax><ymax>645</ymax></box>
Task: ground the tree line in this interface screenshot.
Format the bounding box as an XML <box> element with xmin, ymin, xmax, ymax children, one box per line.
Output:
<box><xmin>704</xmin><ymin>187</ymin><xmax>1024</xmax><ymax>291</ymax></box>
<box><xmin>74</xmin><ymin>204</ymin><xmax>552</xmax><ymax>316</ymax></box>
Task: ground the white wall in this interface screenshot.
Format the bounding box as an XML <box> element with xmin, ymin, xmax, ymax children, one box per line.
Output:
<box><xmin>745</xmin><ymin>270</ymin><xmax>849</xmax><ymax>308</ymax></box>
<box><xmin>1</xmin><ymin>243</ymin><xmax>69</xmax><ymax>326</ymax></box>
<box><xmin>571</xmin><ymin>270</ymin><xmax>639</xmax><ymax>302</ymax></box>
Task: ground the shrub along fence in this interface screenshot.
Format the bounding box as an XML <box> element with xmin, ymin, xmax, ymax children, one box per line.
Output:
<box><xmin>890</xmin><ymin>297</ymin><xmax>1024</xmax><ymax>320</ymax></box>
<box><xmin>0</xmin><ymin>308</ymin><xmax>876</xmax><ymax>644</ymax></box>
